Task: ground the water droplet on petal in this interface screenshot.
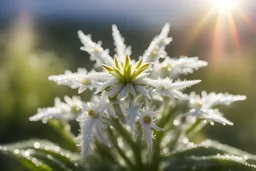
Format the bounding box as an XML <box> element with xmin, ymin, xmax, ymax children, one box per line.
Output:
<box><xmin>163</xmin><ymin>147</ymin><xmax>169</xmax><ymax>154</ymax></box>
<box><xmin>24</xmin><ymin>151</ymin><xmax>30</xmax><ymax>157</ymax></box>
<box><xmin>54</xmin><ymin>146</ymin><xmax>60</xmax><ymax>152</ymax></box>
<box><xmin>2</xmin><ymin>147</ymin><xmax>7</xmax><ymax>151</ymax></box>
<box><xmin>33</xmin><ymin>142</ymin><xmax>40</xmax><ymax>149</ymax></box>
<box><xmin>183</xmin><ymin>138</ymin><xmax>189</xmax><ymax>144</ymax></box>
<box><xmin>117</xmin><ymin>138</ymin><xmax>124</xmax><ymax>147</ymax></box>
<box><xmin>45</xmin><ymin>146</ymin><xmax>49</xmax><ymax>150</ymax></box>
<box><xmin>210</xmin><ymin>121</ymin><xmax>214</xmax><ymax>126</ymax></box>
<box><xmin>14</xmin><ymin>149</ymin><xmax>20</xmax><ymax>154</ymax></box>
<box><xmin>173</xmin><ymin>120</ymin><xmax>180</xmax><ymax>126</ymax></box>
<box><xmin>126</xmin><ymin>150</ymin><xmax>132</xmax><ymax>157</ymax></box>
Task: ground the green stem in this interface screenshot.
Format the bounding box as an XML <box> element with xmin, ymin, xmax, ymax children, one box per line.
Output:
<box><xmin>94</xmin><ymin>140</ymin><xmax>125</xmax><ymax>170</ymax></box>
<box><xmin>150</xmin><ymin>104</ymin><xmax>176</xmax><ymax>171</ymax></box>
<box><xmin>107</xmin><ymin>128</ymin><xmax>136</xmax><ymax>170</ymax></box>
<box><xmin>185</xmin><ymin>119</ymin><xmax>202</xmax><ymax>137</ymax></box>
<box><xmin>48</xmin><ymin>120</ymin><xmax>79</xmax><ymax>152</ymax></box>
<box><xmin>108</xmin><ymin>100</ymin><xmax>143</xmax><ymax>171</ymax></box>
<box><xmin>111</xmin><ymin>117</ymin><xmax>143</xmax><ymax>171</ymax></box>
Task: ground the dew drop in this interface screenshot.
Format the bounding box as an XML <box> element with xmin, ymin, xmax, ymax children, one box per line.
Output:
<box><xmin>126</xmin><ymin>150</ymin><xmax>132</xmax><ymax>157</ymax></box>
<box><xmin>182</xmin><ymin>138</ymin><xmax>189</xmax><ymax>144</ymax></box>
<box><xmin>66</xmin><ymin>153</ymin><xmax>71</xmax><ymax>158</ymax></box>
<box><xmin>117</xmin><ymin>138</ymin><xmax>124</xmax><ymax>147</ymax></box>
<box><xmin>173</xmin><ymin>120</ymin><xmax>180</xmax><ymax>126</ymax></box>
<box><xmin>33</xmin><ymin>142</ymin><xmax>40</xmax><ymax>149</ymax></box>
<box><xmin>24</xmin><ymin>151</ymin><xmax>30</xmax><ymax>157</ymax></box>
<box><xmin>14</xmin><ymin>149</ymin><xmax>20</xmax><ymax>154</ymax></box>
<box><xmin>210</xmin><ymin>122</ymin><xmax>214</xmax><ymax>126</ymax></box>
<box><xmin>163</xmin><ymin>147</ymin><xmax>169</xmax><ymax>154</ymax></box>
<box><xmin>54</xmin><ymin>146</ymin><xmax>60</xmax><ymax>152</ymax></box>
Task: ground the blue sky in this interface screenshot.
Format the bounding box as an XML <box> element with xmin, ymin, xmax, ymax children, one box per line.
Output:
<box><xmin>0</xmin><ymin>0</ymin><xmax>255</xmax><ymax>27</ymax></box>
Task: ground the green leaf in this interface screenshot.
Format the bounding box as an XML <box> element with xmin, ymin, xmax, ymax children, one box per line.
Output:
<box><xmin>167</xmin><ymin>139</ymin><xmax>256</xmax><ymax>163</ymax></box>
<box><xmin>0</xmin><ymin>139</ymin><xmax>86</xmax><ymax>171</ymax></box>
<box><xmin>163</xmin><ymin>154</ymin><xmax>256</xmax><ymax>171</ymax></box>
<box><xmin>0</xmin><ymin>147</ymin><xmax>52</xmax><ymax>171</ymax></box>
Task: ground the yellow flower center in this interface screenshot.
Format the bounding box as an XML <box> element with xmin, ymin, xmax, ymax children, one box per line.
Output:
<box><xmin>161</xmin><ymin>63</ymin><xmax>172</xmax><ymax>71</ymax></box>
<box><xmin>94</xmin><ymin>48</ymin><xmax>99</xmax><ymax>53</ymax></box>
<box><xmin>81</xmin><ymin>78</ymin><xmax>91</xmax><ymax>85</ymax></box>
<box><xmin>196</xmin><ymin>101</ymin><xmax>203</xmax><ymax>108</ymax></box>
<box><xmin>71</xmin><ymin>105</ymin><xmax>81</xmax><ymax>114</ymax></box>
<box><xmin>88</xmin><ymin>109</ymin><xmax>98</xmax><ymax>118</ymax></box>
<box><xmin>102</xmin><ymin>55</ymin><xmax>151</xmax><ymax>84</ymax></box>
<box><xmin>143</xmin><ymin>115</ymin><xmax>152</xmax><ymax>125</ymax></box>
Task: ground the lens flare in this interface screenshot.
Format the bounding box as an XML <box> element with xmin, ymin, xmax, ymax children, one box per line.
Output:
<box><xmin>215</xmin><ymin>0</ymin><xmax>238</xmax><ymax>13</ymax></box>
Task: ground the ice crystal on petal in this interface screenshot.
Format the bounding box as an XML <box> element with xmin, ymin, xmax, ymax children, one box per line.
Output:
<box><xmin>29</xmin><ymin>96</ymin><xmax>85</xmax><ymax>123</ymax></box>
<box><xmin>112</xmin><ymin>25</ymin><xmax>131</xmax><ymax>62</ymax></box>
<box><xmin>151</xmin><ymin>56</ymin><xmax>208</xmax><ymax>78</ymax></box>
<box><xmin>76</xmin><ymin>97</ymin><xmax>110</xmax><ymax>161</ymax></box>
<box><xmin>185</xmin><ymin>91</ymin><xmax>246</xmax><ymax>125</ymax></box>
<box><xmin>78</xmin><ymin>30</ymin><xmax>114</xmax><ymax>68</ymax></box>
<box><xmin>138</xmin><ymin>106</ymin><xmax>163</xmax><ymax>153</ymax></box>
<box><xmin>143</xmin><ymin>24</ymin><xmax>173</xmax><ymax>62</ymax></box>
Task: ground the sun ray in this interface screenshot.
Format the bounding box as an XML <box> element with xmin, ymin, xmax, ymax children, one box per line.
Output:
<box><xmin>228</xmin><ymin>13</ymin><xmax>241</xmax><ymax>53</ymax></box>
<box><xmin>211</xmin><ymin>13</ymin><xmax>226</xmax><ymax>63</ymax></box>
<box><xmin>183</xmin><ymin>8</ymin><xmax>215</xmax><ymax>54</ymax></box>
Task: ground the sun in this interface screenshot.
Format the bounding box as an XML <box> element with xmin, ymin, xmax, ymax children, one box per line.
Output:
<box><xmin>214</xmin><ymin>0</ymin><xmax>238</xmax><ymax>13</ymax></box>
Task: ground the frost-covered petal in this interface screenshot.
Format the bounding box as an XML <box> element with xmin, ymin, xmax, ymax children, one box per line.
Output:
<box><xmin>188</xmin><ymin>91</ymin><xmax>247</xmax><ymax>109</ymax></box>
<box><xmin>135</xmin><ymin>85</ymin><xmax>150</xmax><ymax>98</ymax></box>
<box><xmin>203</xmin><ymin>109</ymin><xmax>234</xmax><ymax>126</ymax></box>
<box><xmin>127</xmin><ymin>83</ymin><xmax>136</xmax><ymax>96</ymax></box>
<box><xmin>29</xmin><ymin>107</ymin><xmax>66</xmax><ymax>122</ymax></box>
<box><xmin>78</xmin><ymin>30</ymin><xmax>114</xmax><ymax>67</ymax></box>
<box><xmin>112</xmin><ymin>25</ymin><xmax>131</xmax><ymax>62</ymax></box>
<box><xmin>119</xmin><ymin>86</ymin><xmax>128</xmax><ymax>100</ymax></box>
<box><xmin>141</xmin><ymin>123</ymin><xmax>153</xmax><ymax>153</ymax></box>
<box><xmin>85</xmin><ymin>71</ymin><xmax>112</xmax><ymax>81</ymax></box>
<box><xmin>95</xmin><ymin>78</ymin><xmax>119</xmax><ymax>94</ymax></box>
<box><xmin>150</xmin><ymin>122</ymin><xmax>164</xmax><ymax>131</ymax></box>
<box><xmin>127</xmin><ymin>102</ymin><xmax>143</xmax><ymax>129</ymax></box>
<box><xmin>151</xmin><ymin>56</ymin><xmax>208</xmax><ymax>78</ymax></box>
<box><xmin>144</xmin><ymin>24</ymin><xmax>173</xmax><ymax>62</ymax></box>
<box><xmin>78</xmin><ymin>117</ymin><xmax>95</xmax><ymax>162</ymax></box>
<box><xmin>48</xmin><ymin>68</ymin><xmax>88</xmax><ymax>89</ymax></box>
<box><xmin>107</xmin><ymin>83</ymin><xmax>124</xmax><ymax>97</ymax></box>
<box><xmin>171</xmin><ymin>79</ymin><xmax>201</xmax><ymax>90</ymax></box>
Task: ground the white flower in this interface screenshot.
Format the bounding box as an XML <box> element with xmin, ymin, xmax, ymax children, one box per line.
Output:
<box><xmin>185</xmin><ymin>91</ymin><xmax>247</xmax><ymax>125</ymax></box>
<box><xmin>29</xmin><ymin>96</ymin><xmax>85</xmax><ymax>123</ymax></box>
<box><xmin>138</xmin><ymin>106</ymin><xmax>163</xmax><ymax>153</ymax></box>
<box><xmin>76</xmin><ymin>98</ymin><xmax>110</xmax><ymax>161</ymax></box>
<box><xmin>151</xmin><ymin>56</ymin><xmax>208</xmax><ymax>78</ymax></box>
<box><xmin>143</xmin><ymin>23</ymin><xmax>173</xmax><ymax>62</ymax></box>
<box><xmin>39</xmin><ymin>24</ymin><xmax>207</xmax><ymax>161</ymax></box>
<box><xmin>86</xmin><ymin>55</ymin><xmax>153</xmax><ymax>100</ymax></box>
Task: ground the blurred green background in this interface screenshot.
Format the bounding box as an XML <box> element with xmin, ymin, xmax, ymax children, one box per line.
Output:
<box><xmin>0</xmin><ymin>0</ymin><xmax>255</xmax><ymax>170</ymax></box>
